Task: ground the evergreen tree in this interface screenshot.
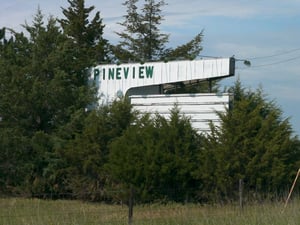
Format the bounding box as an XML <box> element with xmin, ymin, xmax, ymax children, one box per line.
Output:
<box><xmin>0</xmin><ymin>24</ymin><xmax>34</xmax><ymax>193</ymax></box>
<box><xmin>114</xmin><ymin>0</ymin><xmax>168</xmax><ymax>62</ymax></box>
<box><xmin>0</xmin><ymin>1</ymin><xmax>111</xmax><ymax>195</ymax></box>
<box><xmin>164</xmin><ymin>31</ymin><xmax>203</xmax><ymax>61</ymax></box>
<box><xmin>108</xmin><ymin>106</ymin><xmax>201</xmax><ymax>202</ymax></box>
<box><xmin>5</xmin><ymin>11</ymin><xmax>73</xmax><ymax>195</ymax></box>
<box><xmin>195</xmin><ymin>80</ymin><xmax>300</xmax><ymax>201</ymax></box>
<box><xmin>60</xmin><ymin>0</ymin><xmax>110</xmax><ymax>66</ymax></box>
<box><xmin>114</xmin><ymin>0</ymin><xmax>203</xmax><ymax>62</ymax></box>
<box><xmin>22</xmin><ymin>10</ymin><xmax>67</xmax><ymax>133</ymax></box>
<box><xmin>51</xmin><ymin>0</ymin><xmax>110</xmax><ymax>133</ymax></box>
<box><xmin>59</xmin><ymin>98</ymin><xmax>135</xmax><ymax>200</ymax></box>
<box><xmin>47</xmin><ymin>0</ymin><xmax>114</xmax><ymax>197</ymax></box>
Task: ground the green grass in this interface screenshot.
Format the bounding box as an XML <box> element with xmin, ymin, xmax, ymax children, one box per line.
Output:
<box><xmin>0</xmin><ymin>198</ymin><xmax>299</xmax><ymax>225</ymax></box>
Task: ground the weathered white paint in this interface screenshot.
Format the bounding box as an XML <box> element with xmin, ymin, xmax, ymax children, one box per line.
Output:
<box><xmin>91</xmin><ymin>58</ymin><xmax>234</xmax><ymax>102</ymax></box>
<box><xmin>130</xmin><ymin>93</ymin><xmax>230</xmax><ymax>133</ymax></box>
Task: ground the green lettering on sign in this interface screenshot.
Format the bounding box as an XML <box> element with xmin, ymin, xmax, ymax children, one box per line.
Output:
<box><xmin>103</xmin><ymin>68</ymin><xmax>106</xmax><ymax>80</ymax></box>
<box><xmin>145</xmin><ymin>66</ymin><xmax>154</xmax><ymax>78</ymax></box>
<box><xmin>124</xmin><ymin>67</ymin><xmax>129</xmax><ymax>79</ymax></box>
<box><xmin>94</xmin><ymin>68</ymin><xmax>99</xmax><ymax>80</ymax></box>
<box><xmin>139</xmin><ymin>66</ymin><xmax>144</xmax><ymax>79</ymax></box>
<box><xmin>93</xmin><ymin>65</ymin><xmax>154</xmax><ymax>81</ymax></box>
<box><xmin>133</xmin><ymin>67</ymin><xmax>135</xmax><ymax>79</ymax></box>
<box><xmin>116</xmin><ymin>67</ymin><xmax>121</xmax><ymax>80</ymax></box>
<box><xmin>109</xmin><ymin>68</ymin><xmax>114</xmax><ymax>80</ymax></box>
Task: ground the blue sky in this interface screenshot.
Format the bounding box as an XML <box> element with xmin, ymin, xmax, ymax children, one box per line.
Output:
<box><xmin>1</xmin><ymin>0</ymin><xmax>300</xmax><ymax>135</ymax></box>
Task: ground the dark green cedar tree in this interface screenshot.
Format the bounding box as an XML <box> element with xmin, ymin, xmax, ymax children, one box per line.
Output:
<box><xmin>107</xmin><ymin>105</ymin><xmax>201</xmax><ymax>202</ymax></box>
<box><xmin>196</xmin><ymin>80</ymin><xmax>300</xmax><ymax>201</ymax></box>
<box><xmin>114</xmin><ymin>0</ymin><xmax>203</xmax><ymax>62</ymax></box>
<box><xmin>61</xmin><ymin>98</ymin><xmax>135</xmax><ymax>200</ymax></box>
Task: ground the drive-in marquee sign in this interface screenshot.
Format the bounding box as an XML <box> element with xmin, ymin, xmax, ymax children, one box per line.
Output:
<box><xmin>91</xmin><ymin>58</ymin><xmax>235</xmax><ymax>101</ymax></box>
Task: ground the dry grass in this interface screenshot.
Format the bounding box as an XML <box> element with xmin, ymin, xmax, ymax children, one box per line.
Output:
<box><xmin>0</xmin><ymin>198</ymin><xmax>299</xmax><ymax>225</ymax></box>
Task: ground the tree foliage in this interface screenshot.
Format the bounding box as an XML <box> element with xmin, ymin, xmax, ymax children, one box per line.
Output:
<box><xmin>107</xmin><ymin>106</ymin><xmax>201</xmax><ymax>202</ymax></box>
<box><xmin>196</xmin><ymin>80</ymin><xmax>300</xmax><ymax>201</ymax></box>
<box><xmin>0</xmin><ymin>1</ymin><xmax>110</xmax><ymax>195</ymax></box>
<box><xmin>57</xmin><ymin>99</ymin><xmax>135</xmax><ymax>200</ymax></box>
<box><xmin>0</xmin><ymin>0</ymin><xmax>299</xmax><ymax>204</ymax></box>
<box><xmin>114</xmin><ymin>0</ymin><xmax>203</xmax><ymax>62</ymax></box>
<box><xmin>60</xmin><ymin>0</ymin><xmax>110</xmax><ymax>66</ymax></box>
<box><xmin>0</xmin><ymin>11</ymin><xmax>66</xmax><ymax>194</ymax></box>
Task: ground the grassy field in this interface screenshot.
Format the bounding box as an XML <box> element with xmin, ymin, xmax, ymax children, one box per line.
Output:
<box><xmin>0</xmin><ymin>197</ymin><xmax>299</xmax><ymax>225</ymax></box>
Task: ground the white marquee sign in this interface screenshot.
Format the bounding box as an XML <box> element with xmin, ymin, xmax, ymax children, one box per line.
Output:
<box><xmin>130</xmin><ymin>93</ymin><xmax>230</xmax><ymax>133</ymax></box>
<box><xmin>91</xmin><ymin>58</ymin><xmax>234</xmax><ymax>102</ymax></box>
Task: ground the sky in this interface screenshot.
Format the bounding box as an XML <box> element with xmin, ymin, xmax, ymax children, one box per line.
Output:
<box><xmin>0</xmin><ymin>0</ymin><xmax>300</xmax><ymax>135</ymax></box>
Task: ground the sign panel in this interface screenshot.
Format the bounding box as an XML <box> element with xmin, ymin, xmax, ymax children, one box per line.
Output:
<box><xmin>130</xmin><ymin>93</ymin><xmax>230</xmax><ymax>133</ymax></box>
<box><xmin>91</xmin><ymin>58</ymin><xmax>234</xmax><ymax>102</ymax></box>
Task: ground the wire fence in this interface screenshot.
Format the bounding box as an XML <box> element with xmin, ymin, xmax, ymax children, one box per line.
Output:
<box><xmin>1</xmin><ymin>186</ymin><xmax>299</xmax><ymax>225</ymax></box>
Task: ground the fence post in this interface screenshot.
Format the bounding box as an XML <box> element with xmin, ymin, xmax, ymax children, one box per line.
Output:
<box><xmin>283</xmin><ymin>168</ymin><xmax>300</xmax><ymax>211</ymax></box>
<box><xmin>128</xmin><ymin>185</ymin><xmax>134</xmax><ymax>225</ymax></box>
<box><xmin>239</xmin><ymin>179</ymin><xmax>243</xmax><ymax>210</ymax></box>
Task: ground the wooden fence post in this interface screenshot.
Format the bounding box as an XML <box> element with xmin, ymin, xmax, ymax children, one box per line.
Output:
<box><xmin>128</xmin><ymin>185</ymin><xmax>134</xmax><ymax>225</ymax></box>
<box><xmin>239</xmin><ymin>179</ymin><xmax>243</xmax><ymax>210</ymax></box>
